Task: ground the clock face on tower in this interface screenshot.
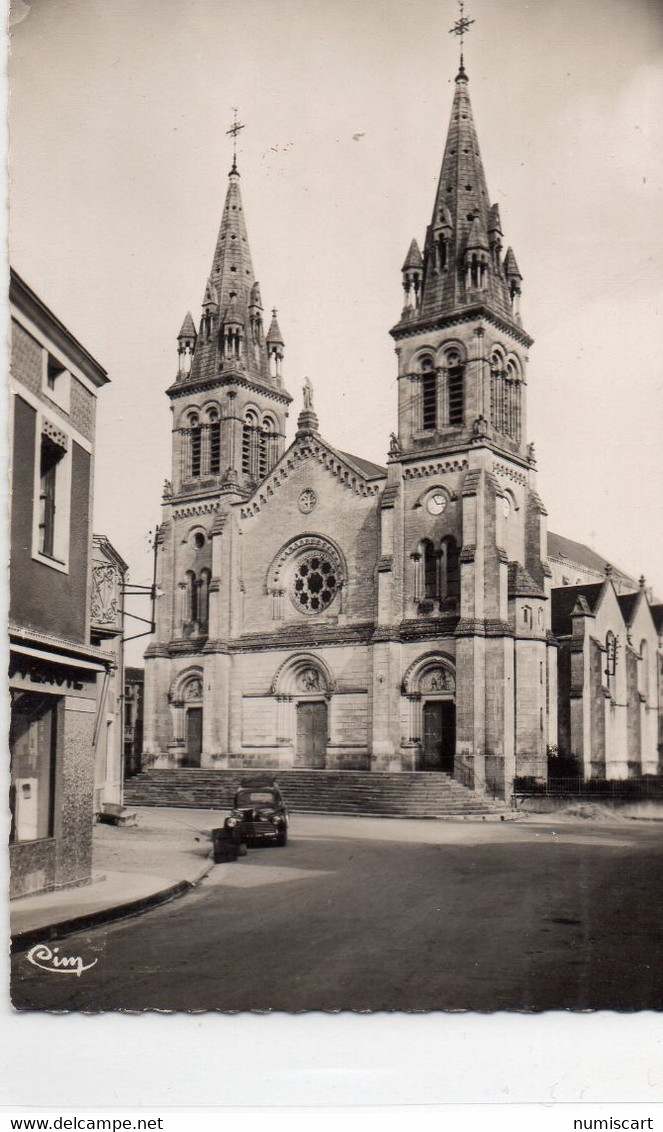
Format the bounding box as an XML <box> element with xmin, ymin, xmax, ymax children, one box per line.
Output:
<box><xmin>426</xmin><ymin>492</ymin><xmax>447</xmax><ymax>516</ymax></box>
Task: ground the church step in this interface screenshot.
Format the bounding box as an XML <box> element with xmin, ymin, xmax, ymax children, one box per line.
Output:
<box><xmin>124</xmin><ymin>768</ymin><xmax>506</xmax><ymax>817</ymax></box>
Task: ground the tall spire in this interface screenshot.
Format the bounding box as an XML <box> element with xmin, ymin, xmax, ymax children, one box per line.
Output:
<box><xmin>186</xmin><ymin>156</ymin><xmax>285</xmax><ymax>388</ymax></box>
<box><xmin>415</xmin><ymin>66</ymin><xmax>517</xmax><ymax>325</ymax></box>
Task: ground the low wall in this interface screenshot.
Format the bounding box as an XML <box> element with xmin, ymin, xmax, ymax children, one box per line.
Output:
<box><xmin>513</xmin><ymin>795</ymin><xmax>663</xmax><ymax>820</ymax></box>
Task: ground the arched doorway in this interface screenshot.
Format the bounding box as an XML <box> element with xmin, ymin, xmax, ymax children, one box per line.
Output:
<box><xmin>169</xmin><ymin>669</ymin><xmax>204</xmax><ymax>768</ymax></box>
<box><xmin>402</xmin><ymin>654</ymin><xmax>456</xmax><ymax>774</ymax></box>
<box><xmin>270</xmin><ymin>654</ymin><xmax>335</xmax><ymax>768</ymax></box>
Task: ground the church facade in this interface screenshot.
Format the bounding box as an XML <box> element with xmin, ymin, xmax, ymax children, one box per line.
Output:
<box><xmin>142</xmin><ymin>63</ymin><xmax>661</xmax><ymax>797</ymax></box>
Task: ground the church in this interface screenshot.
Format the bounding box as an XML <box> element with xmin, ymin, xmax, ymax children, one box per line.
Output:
<box><xmin>142</xmin><ymin>57</ymin><xmax>662</xmax><ymax>799</ymax></box>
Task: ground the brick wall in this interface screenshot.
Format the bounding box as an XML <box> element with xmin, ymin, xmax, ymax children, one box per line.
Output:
<box><xmin>10</xmin><ymin>397</ymin><xmax>92</xmax><ymax>643</ymax></box>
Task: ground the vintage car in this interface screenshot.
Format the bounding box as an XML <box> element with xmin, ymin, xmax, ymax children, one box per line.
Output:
<box><xmin>224</xmin><ymin>784</ymin><xmax>289</xmax><ymax>847</ymax></box>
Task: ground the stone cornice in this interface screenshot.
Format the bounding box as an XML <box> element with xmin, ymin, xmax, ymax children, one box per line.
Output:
<box><xmin>166</xmin><ymin>371</ymin><xmax>292</xmax><ymax>406</ymax></box>
<box><xmin>402</xmin><ymin>457</ymin><xmax>469</xmax><ymax>481</ymax></box>
<box><xmin>239</xmin><ymin>436</ymin><xmax>383</xmax><ymax>519</ymax></box>
<box><xmin>454</xmin><ymin>618</ymin><xmax>514</xmax><ymax>638</ymax></box>
<box><xmin>390</xmin><ymin>303</ymin><xmax>533</xmax><ymax>350</ymax></box>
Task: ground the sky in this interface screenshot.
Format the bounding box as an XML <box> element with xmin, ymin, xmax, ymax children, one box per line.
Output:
<box><xmin>8</xmin><ymin>0</ymin><xmax>663</xmax><ymax>665</ymax></box>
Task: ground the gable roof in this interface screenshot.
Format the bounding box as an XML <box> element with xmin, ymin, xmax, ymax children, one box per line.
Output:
<box><xmin>337</xmin><ymin>450</ymin><xmax>387</xmax><ymax>480</ymax></box>
<box><xmin>650</xmin><ymin>604</ymin><xmax>663</xmax><ymax>636</ymax></box>
<box><xmin>616</xmin><ymin>591</ymin><xmax>641</xmax><ymax>627</ymax></box>
<box><xmin>548</xmin><ymin>531</ymin><xmax>636</xmax><ymax>586</ymax></box>
<box><xmin>551</xmin><ymin>583</ymin><xmax>605</xmax><ymax>636</ymax></box>
<box><xmin>238</xmin><ymin>434</ymin><xmax>386</xmax><ymax>519</ymax></box>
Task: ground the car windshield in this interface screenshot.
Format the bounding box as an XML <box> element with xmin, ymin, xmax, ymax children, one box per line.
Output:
<box><xmin>235</xmin><ymin>790</ymin><xmax>279</xmax><ymax>807</ymax></box>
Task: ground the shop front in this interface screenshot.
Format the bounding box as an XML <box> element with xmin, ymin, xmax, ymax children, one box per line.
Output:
<box><xmin>9</xmin><ymin>641</ymin><xmax>107</xmax><ymax>898</ymax></box>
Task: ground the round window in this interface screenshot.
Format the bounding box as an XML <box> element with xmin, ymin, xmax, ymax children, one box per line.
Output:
<box><xmin>291</xmin><ymin>552</ymin><xmax>339</xmax><ymax>615</ymax></box>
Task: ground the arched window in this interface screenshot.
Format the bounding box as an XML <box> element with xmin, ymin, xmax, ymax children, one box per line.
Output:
<box><xmin>422</xmin><ymin>539</ymin><xmax>438</xmax><ymax>600</ymax></box>
<box><xmin>640</xmin><ymin>639</ymin><xmax>649</xmax><ymax>700</ymax></box>
<box><xmin>446</xmin><ymin>349</ymin><xmax>464</xmax><ymax>426</ymax></box>
<box><xmin>207</xmin><ymin>407</ymin><xmax>221</xmax><ymax>475</ymax></box>
<box><xmin>198</xmin><ymin>568</ymin><xmax>211</xmax><ymax>630</ymax></box>
<box><xmin>442</xmin><ymin>536</ymin><xmax>460</xmax><ymax>604</ymax></box>
<box><xmin>242</xmin><ymin>409</ymin><xmax>260</xmax><ymax>479</ymax></box>
<box><xmin>187</xmin><ymin>413</ymin><xmax>202</xmax><ymax>478</ymax></box>
<box><xmin>490</xmin><ymin>351</ymin><xmax>505</xmax><ymax>432</ymax></box>
<box><xmin>259</xmin><ymin>416</ymin><xmax>275</xmax><ymax>479</ymax></box>
<box><xmin>504</xmin><ymin>360</ymin><xmax>521</xmax><ymax>442</ymax></box>
<box><xmin>420</xmin><ymin>357</ymin><xmax>437</xmax><ymax>431</ymax></box>
<box><xmin>184</xmin><ymin>570</ymin><xmax>197</xmax><ymax>625</ymax></box>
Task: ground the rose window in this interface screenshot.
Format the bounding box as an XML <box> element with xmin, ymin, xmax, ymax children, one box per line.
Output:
<box><xmin>292</xmin><ymin>553</ymin><xmax>339</xmax><ymax>614</ymax></box>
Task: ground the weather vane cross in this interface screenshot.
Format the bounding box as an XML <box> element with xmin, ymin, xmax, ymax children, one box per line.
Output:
<box><xmin>226</xmin><ymin>107</ymin><xmax>245</xmax><ymax>170</ymax></box>
<box><xmin>449</xmin><ymin>0</ymin><xmax>475</xmax><ymax>69</ymax></box>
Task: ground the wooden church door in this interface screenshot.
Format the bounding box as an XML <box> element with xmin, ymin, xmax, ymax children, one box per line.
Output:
<box><xmin>422</xmin><ymin>701</ymin><xmax>455</xmax><ymax>773</ymax></box>
<box><xmin>296</xmin><ymin>701</ymin><xmax>327</xmax><ymax>768</ymax></box>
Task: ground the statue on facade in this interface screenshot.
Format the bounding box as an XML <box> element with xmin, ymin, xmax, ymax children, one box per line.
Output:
<box><xmin>303</xmin><ymin>376</ymin><xmax>315</xmax><ymax>411</ymax></box>
<box><xmin>163</xmin><ymin>478</ymin><xmax>173</xmax><ymax>499</ymax></box>
<box><xmin>388</xmin><ymin>432</ymin><xmax>402</xmax><ymax>457</ymax></box>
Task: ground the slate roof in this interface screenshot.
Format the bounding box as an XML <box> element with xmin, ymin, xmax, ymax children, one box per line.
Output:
<box><xmin>547</xmin><ymin>531</ymin><xmax>636</xmax><ymax>587</ymax></box>
<box><xmin>337</xmin><ymin>451</ymin><xmax>387</xmax><ymax>480</ymax></box>
<box><xmin>402</xmin><ymin>239</ymin><xmax>423</xmax><ymax>271</ymax></box>
<box><xmin>412</xmin><ymin>70</ymin><xmax>516</xmax><ymax>325</ymax></box>
<box><xmin>650</xmin><ymin>605</ymin><xmax>663</xmax><ymax>636</ymax></box>
<box><xmin>508</xmin><ymin>562</ymin><xmax>545</xmax><ymax>598</ymax></box>
<box><xmin>551</xmin><ymin>583</ymin><xmax>605</xmax><ymax>636</ymax></box>
<box><xmin>177</xmin><ymin>311</ymin><xmax>197</xmax><ymax>339</ymax></box>
<box><xmin>616</xmin><ymin>591</ymin><xmax>640</xmax><ymax>627</ymax></box>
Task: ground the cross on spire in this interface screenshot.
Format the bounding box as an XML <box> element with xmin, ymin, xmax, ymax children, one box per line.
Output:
<box><xmin>226</xmin><ymin>107</ymin><xmax>245</xmax><ymax>172</ymax></box>
<box><xmin>449</xmin><ymin>0</ymin><xmax>475</xmax><ymax>72</ymax></box>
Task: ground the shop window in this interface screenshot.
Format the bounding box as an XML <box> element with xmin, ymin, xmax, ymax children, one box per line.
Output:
<box><xmin>10</xmin><ymin>691</ymin><xmax>58</xmax><ymax>843</ymax></box>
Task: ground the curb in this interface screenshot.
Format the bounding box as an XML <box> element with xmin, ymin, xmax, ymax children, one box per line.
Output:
<box><xmin>11</xmin><ymin>854</ymin><xmax>214</xmax><ymax>953</ymax></box>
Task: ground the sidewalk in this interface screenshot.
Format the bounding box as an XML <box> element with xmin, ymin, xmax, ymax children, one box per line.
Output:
<box><xmin>10</xmin><ymin>806</ymin><xmax>226</xmax><ymax>947</ymax></box>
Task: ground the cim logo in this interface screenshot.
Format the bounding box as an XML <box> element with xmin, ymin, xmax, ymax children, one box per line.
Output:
<box><xmin>26</xmin><ymin>943</ymin><xmax>98</xmax><ymax>978</ymax></box>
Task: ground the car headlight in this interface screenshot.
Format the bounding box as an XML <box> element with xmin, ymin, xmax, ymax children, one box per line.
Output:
<box><xmin>226</xmin><ymin>817</ymin><xmax>238</xmax><ymax>828</ymax></box>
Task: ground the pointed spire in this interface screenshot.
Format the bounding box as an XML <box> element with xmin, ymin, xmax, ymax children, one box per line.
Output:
<box><xmin>466</xmin><ymin>213</ymin><xmax>489</xmax><ymax>250</ymax></box>
<box><xmin>178</xmin><ymin>312</ymin><xmax>197</xmax><ymax>340</ymax></box>
<box><xmin>416</xmin><ymin>70</ymin><xmax>516</xmax><ymax>324</ymax></box>
<box><xmin>503</xmin><ymin>247</ymin><xmax>522</xmax><ymax>281</ymax></box>
<box><xmin>488</xmin><ymin>203</ymin><xmax>502</xmax><ymax>237</ymax></box>
<box><xmin>402</xmin><ymin>239</ymin><xmax>423</xmax><ymax>272</ymax></box>
<box><xmin>187</xmin><ymin>165</ymin><xmax>277</xmax><ymax>385</ymax></box>
<box><xmin>177</xmin><ymin>312</ymin><xmax>196</xmax><ymax>379</ymax></box>
<box><xmin>266</xmin><ymin>308</ymin><xmax>284</xmax><ymax>346</ymax></box>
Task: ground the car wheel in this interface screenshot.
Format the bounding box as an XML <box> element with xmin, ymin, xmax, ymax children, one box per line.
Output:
<box><xmin>275</xmin><ymin>829</ymin><xmax>288</xmax><ymax>847</ymax></box>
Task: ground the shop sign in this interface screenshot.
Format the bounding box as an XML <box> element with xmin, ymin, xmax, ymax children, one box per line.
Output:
<box><xmin>9</xmin><ymin>653</ymin><xmax>96</xmax><ymax>697</ymax></box>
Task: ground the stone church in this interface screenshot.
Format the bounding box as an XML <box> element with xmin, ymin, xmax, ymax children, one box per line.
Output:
<box><xmin>143</xmin><ymin>61</ymin><xmax>662</xmax><ymax>797</ymax></box>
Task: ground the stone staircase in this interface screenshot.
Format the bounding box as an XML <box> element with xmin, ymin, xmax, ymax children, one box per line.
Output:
<box><xmin>124</xmin><ymin>768</ymin><xmax>508</xmax><ymax>819</ymax></box>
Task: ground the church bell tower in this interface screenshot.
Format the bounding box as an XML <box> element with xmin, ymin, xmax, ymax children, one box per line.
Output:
<box><xmin>387</xmin><ymin>39</ymin><xmax>555</xmax><ymax>796</ymax></box>
<box><xmin>167</xmin><ymin>156</ymin><xmax>292</xmax><ymax>500</ymax></box>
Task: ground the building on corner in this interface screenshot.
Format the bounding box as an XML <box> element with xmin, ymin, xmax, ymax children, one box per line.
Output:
<box><xmin>9</xmin><ymin>269</ymin><xmax>111</xmax><ymax>897</ymax></box>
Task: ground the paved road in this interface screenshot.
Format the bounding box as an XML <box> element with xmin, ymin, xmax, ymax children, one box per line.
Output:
<box><xmin>11</xmin><ymin>814</ymin><xmax>663</xmax><ymax>1012</ymax></box>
